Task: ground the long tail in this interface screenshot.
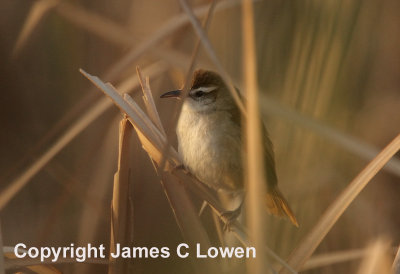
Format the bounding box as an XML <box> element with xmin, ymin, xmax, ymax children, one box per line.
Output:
<box><xmin>265</xmin><ymin>187</ymin><xmax>299</xmax><ymax>227</ymax></box>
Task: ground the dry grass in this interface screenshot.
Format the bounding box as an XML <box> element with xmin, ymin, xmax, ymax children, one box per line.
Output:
<box><xmin>281</xmin><ymin>134</ymin><xmax>400</xmax><ymax>273</ymax></box>
<box><xmin>1</xmin><ymin>0</ymin><xmax>399</xmax><ymax>273</ymax></box>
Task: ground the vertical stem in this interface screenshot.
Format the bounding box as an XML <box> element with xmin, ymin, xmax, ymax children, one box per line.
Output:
<box><xmin>242</xmin><ymin>0</ymin><xmax>267</xmax><ymax>273</ymax></box>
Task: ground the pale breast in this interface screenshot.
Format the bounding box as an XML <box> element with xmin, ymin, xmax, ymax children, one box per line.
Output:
<box><xmin>177</xmin><ymin>104</ymin><xmax>243</xmax><ymax>191</ymax></box>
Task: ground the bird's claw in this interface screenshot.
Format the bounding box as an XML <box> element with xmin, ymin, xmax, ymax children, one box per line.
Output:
<box><xmin>221</xmin><ymin>204</ymin><xmax>242</xmax><ymax>231</ymax></box>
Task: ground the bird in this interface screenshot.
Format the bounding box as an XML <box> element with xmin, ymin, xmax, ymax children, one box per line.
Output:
<box><xmin>160</xmin><ymin>69</ymin><xmax>298</xmax><ymax>227</ymax></box>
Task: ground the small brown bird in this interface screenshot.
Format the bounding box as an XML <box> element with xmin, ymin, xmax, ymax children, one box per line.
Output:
<box><xmin>161</xmin><ymin>69</ymin><xmax>298</xmax><ymax>226</ymax></box>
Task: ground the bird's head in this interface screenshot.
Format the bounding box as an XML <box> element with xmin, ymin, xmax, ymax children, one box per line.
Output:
<box><xmin>160</xmin><ymin>69</ymin><xmax>235</xmax><ymax>113</ymax></box>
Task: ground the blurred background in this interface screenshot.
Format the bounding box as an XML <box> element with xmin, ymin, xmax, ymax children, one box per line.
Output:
<box><xmin>0</xmin><ymin>0</ymin><xmax>399</xmax><ymax>273</ymax></box>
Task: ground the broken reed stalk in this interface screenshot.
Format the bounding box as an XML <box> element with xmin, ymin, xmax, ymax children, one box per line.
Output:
<box><xmin>108</xmin><ymin>118</ymin><xmax>133</xmax><ymax>274</ymax></box>
<box><xmin>280</xmin><ymin>133</ymin><xmax>400</xmax><ymax>273</ymax></box>
<box><xmin>80</xmin><ymin>69</ymin><xmax>297</xmax><ymax>274</ymax></box>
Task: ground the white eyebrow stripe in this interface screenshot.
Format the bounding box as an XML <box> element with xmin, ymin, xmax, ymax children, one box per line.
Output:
<box><xmin>191</xmin><ymin>86</ymin><xmax>217</xmax><ymax>94</ymax></box>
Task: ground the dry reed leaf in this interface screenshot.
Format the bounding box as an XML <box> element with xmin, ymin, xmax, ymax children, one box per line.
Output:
<box><xmin>357</xmin><ymin>238</ymin><xmax>393</xmax><ymax>274</ymax></box>
<box><xmin>280</xmin><ymin>134</ymin><xmax>400</xmax><ymax>273</ymax></box>
<box><xmin>241</xmin><ymin>0</ymin><xmax>268</xmax><ymax>273</ymax></box>
<box><xmin>109</xmin><ymin>118</ymin><xmax>133</xmax><ymax>274</ymax></box>
<box><xmin>0</xmin><ymin>63</ymin><xmax>166</xmax><ymax>212</ymax></box>
<box><xmin>12</xmin><ymin>0</ymin><xmax>59</xmax><ymax>56</ymax></box>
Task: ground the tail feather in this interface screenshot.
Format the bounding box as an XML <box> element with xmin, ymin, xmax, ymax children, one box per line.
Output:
<box><xmin>265</xmin><ymin>187</ymin><xmax>299</xmax><ymax>227</ymax></box>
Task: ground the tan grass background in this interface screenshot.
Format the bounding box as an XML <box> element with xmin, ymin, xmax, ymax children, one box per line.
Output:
<box><xmin>0</xmin><ymin>0</ymin><xmax>399</xmax><ymax>273</ymax></box>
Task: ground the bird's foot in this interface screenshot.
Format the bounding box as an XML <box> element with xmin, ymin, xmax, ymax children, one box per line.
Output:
<box><xmin>221</xmin><ymin>203</ymin><xmax>243</xmax><ymax>231</ymax></box>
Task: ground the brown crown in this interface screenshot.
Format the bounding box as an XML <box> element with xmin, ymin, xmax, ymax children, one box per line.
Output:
<box><xmin>191</xmin><ymin>69</ymin><xmax>225</xmax><ymax>89</ymax></box>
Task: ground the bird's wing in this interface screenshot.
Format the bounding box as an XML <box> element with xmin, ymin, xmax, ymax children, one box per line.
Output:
<box><xmin>262</xmin><ymin>126</ymin><xmax>278</xmax><ymax>188</ymax></box>
<box><xmin>227</xmin><ymin>96</ymin><xmax>298</xmax><ymax>226</ymax></box>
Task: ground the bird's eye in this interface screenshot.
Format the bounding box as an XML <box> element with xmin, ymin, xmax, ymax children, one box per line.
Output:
<box><xmin>195</xmin><ymin>90</ymin><xmax>204</xmax><ymax>97</ymax></box>
<box><xmin>190</xmin><ymin>86</ymin><xmax>217</xmax><ymax>99</ymax></box>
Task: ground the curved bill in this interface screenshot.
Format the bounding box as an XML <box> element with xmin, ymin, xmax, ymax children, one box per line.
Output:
<box><xmin>160</xmin><ymin>90</ymin><xmax>182</xmax><ymax>99</ymax></box>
